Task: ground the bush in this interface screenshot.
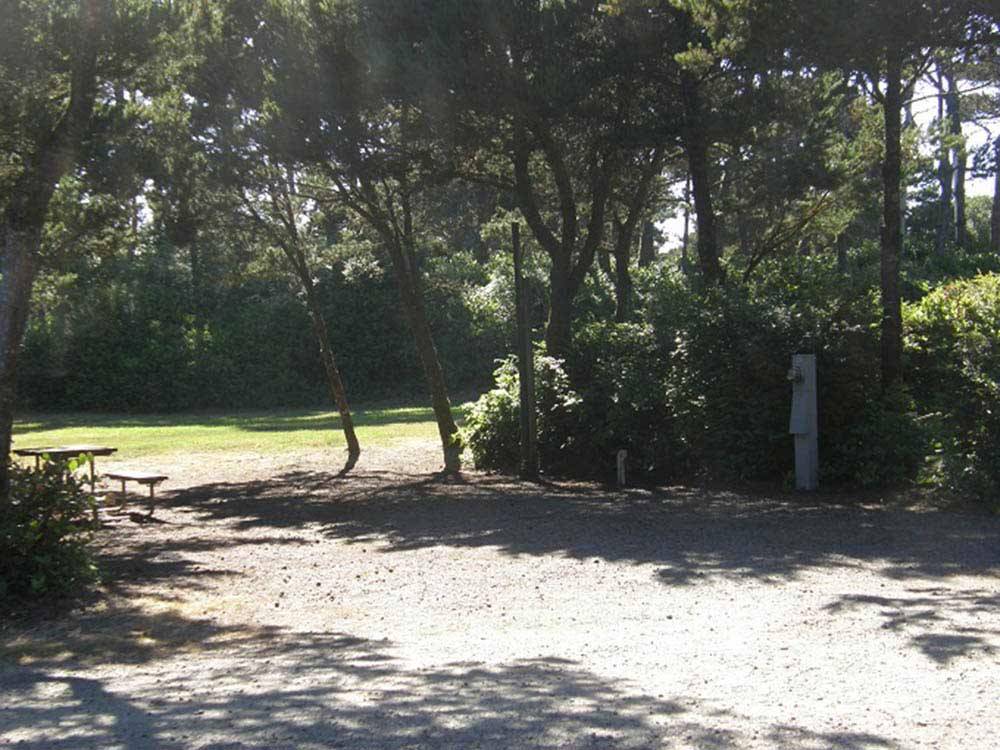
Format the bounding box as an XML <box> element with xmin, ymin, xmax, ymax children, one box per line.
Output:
<box><xmin>0</xmin><ymin>460</ymin><xmax>98</xmax><ymax>600</ymax></box>
<box><xmin>463</xmin><ymin>353</ymin><xmax>583</xmax><ymax>474</ymax></box>
<box><xmin>829</xmin><ymin>384</ymin><xmax>926</xmax><ymax>489</ymax></box>
<box><xmin>905</xmin><ymin>274</ymin><xmax>1000</xmax><ymax>501</ymax></box>
<box><xmin>568</xmin><ymin>322</ymin><xmax>684</xmax><ymax>481</ymax></box>
<box><xmin>466</xmin><ymin>256</ymin><xmax>928</xmax><ymax>489</ymax></box>
<box><xmin>646</xmin><ymin>261</ymin><xmax>923</xmax><ymax>486</ymax></box>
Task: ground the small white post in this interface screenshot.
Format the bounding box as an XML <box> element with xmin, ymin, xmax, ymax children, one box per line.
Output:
<box><xmin>788</xmin><ymin>354</ymin><xmax>819</xmax><ymax>490</ymax></box>
<box><xmin>616</xmin><ymin>449</ymin><xmax>627</xmax><ymax>487</ymax></box>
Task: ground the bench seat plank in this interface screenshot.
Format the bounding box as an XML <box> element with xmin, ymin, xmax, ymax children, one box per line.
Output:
<box><xmin>105</xmin><ymin>471</ymin><xmax>168</xmax><ymax>483</ymax></box>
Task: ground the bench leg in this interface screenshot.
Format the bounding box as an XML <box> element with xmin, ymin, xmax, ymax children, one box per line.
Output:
<box><xmin>147</xmin><ymin>484</ymin><xmax>156</xmax><ymax>517</ymax></box>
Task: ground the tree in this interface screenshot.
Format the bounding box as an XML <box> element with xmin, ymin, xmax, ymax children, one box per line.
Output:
<box><xmin>1</xmin><ymin>0</ymin><xmax>107</xmax><ymax>495</ymax></box>
<box><xmin>252</xmin><ymin>1</ymin><xmax>463</xmax><ymax>471</ymax></box>
<box><xmin>234</xmin><ymin>163</ymin><xmax>363</xmax><ymax>472</ymax></box>
<box><xmin>365</xmin><ymin>0</ymin><xmax>679</xmax><ymax>357</ymax></box>
<box><xmin>772</xmin><ymin>0</ymin><xmax>999</xmax><ymax>387</ymax></box>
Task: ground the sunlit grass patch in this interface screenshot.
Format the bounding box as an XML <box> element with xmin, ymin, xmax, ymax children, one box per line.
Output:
<box><xmin>13</xmin><ymin>403</ymin><xmax>465</xmax><ymax>459</ymax></box>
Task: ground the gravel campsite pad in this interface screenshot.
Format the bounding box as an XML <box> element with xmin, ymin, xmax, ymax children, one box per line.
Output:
<box><xmin>2</xmin><ymin>440</ymin><xmax>998</xmax><ymax>749</ymax></box>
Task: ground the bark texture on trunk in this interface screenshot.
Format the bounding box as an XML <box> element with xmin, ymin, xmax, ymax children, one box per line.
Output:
<box><xmin>386</xmin><ymin>237</ymin><xmax>462</xmax><ymax>473</ymax></box>
<box><xmin>301</xmin><ymin>279</ymin><xmax>360</xmax><ymax>472</ymax></box>
<box><xmin>545</xmin><ymin>254</ymin><xmax>574</xmax><ymax>358</ymax></box>
<box><xmin>0</xmin><ymin>229</ymin><xmax>40</xmax><ymax>495</ymax></box>
<box><xmin>612</xmin><ymin>222</ymin><xmax>633</xmax><ymax>323</ymax></box>
<box><xmin>934</xmin><ymin>68</ymin><xmax>954</xmax><ymax>257</ymax></box>
<box><xmin>512</xmin><ymin>119</ymin><xmax>613</xmax><ymax>360</ymax></box>
<box><xmin>880</xmin><ymin>51</ymin><xmax>905</xmax><ymax>390</ymax></box>
<box><xmin>639</xmin><ymin>221</ymin><xmax>656</xmax><ymax>268</ymax></box>
<box><xmin>946</xmin><ymin>72</ymin><xmax>966</xmax><ymax>249</ymax></box>
<box><xmin>680</xmin><ymin>74</ymin><xmax>723</xmax><ymax>286</ymax></box>
<box><xmin>0</xmin><ymin>0</ymin><xmax>102</xmax><ymax>496</ymax></box>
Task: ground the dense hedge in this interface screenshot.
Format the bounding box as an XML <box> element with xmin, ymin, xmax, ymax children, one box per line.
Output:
<box><xmin>18</xmin><ymin>252</ymin><xmax>505</xmax><ymax>412</ymax></box>
<box><xmin>905</xmin><ymin>274</ymin><xmax>1000</xmax><ymax>500</ymax></box>
<box><xmin>466</xmin><ymin>257</ymin><xmax>927</xmax><ymax>489</ymax></box>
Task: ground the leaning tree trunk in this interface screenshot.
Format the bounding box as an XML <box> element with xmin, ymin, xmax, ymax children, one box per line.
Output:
<box><xmin>299</xmin><ymin>277</ymin><xmax>360</xmax><ymax>472</ymax></box>
<box><xmin>880</xmin><ymin>50</ymin><xmax>905</xmax><ymax>390</ymax></box>
<box><xmin>386</xmin><ymin>238</ymin><xmax>462</xmax><ymax>472</ymax></box>
<box><xmin>0</xmin><ymin>0</ymin><xmax>101</xmax><ymax>497</ymax></box>
<box><xmin>0</xmin><ymin>227</ymin><xmax>41</xmax><ymax>496</ymax></box>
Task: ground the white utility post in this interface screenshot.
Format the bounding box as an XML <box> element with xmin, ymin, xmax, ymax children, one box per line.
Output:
<box><xmin>788</xmin><ymin>353</ymin><xmax>818</xmax><ymax>490</ymax></box>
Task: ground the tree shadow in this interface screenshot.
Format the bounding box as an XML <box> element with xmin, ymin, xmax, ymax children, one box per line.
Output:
<box><xmin>822</xmin><ymin>587</ymin><xmax>1000</xmax><ymax>664</ymax></box>
<box><xmin>0</xmin><ymin>626</ymin><xmax>900</xmax><ymax>749</ymax></box>
<box><xmin>163</xmin><ymin>468</ymin><xmax>1000</xmax><ymax>588</ymax></box>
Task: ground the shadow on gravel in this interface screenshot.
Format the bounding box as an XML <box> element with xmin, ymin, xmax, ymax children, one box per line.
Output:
<box><xmin>166</xmin><ymin>468</ymin><xmax>1000</xmax><ymax>588</ymax></box>
<box><xmin>823</xmin><ymin>587</ymin><xmax>1000</xmax><ymax>664</ymax></box>
<box><xmin>0</xmin><ymin>629</ymin><xmax>899</xmax><ymax>750</ymax></box>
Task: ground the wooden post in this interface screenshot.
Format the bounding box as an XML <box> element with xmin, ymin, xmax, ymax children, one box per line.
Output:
<box><xmin>513</xmin><ymin>222</ymin><xmax>538</xmax><ymax>478</ymax></box>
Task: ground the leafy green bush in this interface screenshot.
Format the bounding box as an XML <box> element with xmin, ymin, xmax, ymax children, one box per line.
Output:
<box><xmin>0</xmin><ymin>460</ymin><xmax>98</xmax><ymax>600</ymax></box>
<box><xmin>905</xmin><ymin>274</ymin><xmax>1000</xmax><ymax>500</ymax></box>
<box><xmin>467</xmin><ymin>256</ymin><xmax>927</xmax><ymax>489</ymax></box>
<box><xmin>463</xmin><ymin>353</ymin><xmax>583</xmax><ymax>474</ymax></box>
<box><xmin>829</xmin><ymin>384</ymin><xmax>926</xmax><ymax>488</ymax></box>
<box><xmin>645</xmin><ymin>260</ymin><xmax>923</xmax><ymax>486</ymax></box>
<box><xmin>568</xmin><ymin>322</ymin><xmax>684</xmax><ymax>480</ymax></box>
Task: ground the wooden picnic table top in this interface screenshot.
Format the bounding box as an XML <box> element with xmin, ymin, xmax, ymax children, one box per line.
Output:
<box><xmin>13</xmin><ymin>445</ymin><xmax>118</xmax><ymax>459</ymax></box>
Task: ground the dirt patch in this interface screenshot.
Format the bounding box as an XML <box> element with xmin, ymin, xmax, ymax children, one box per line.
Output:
<box><xmin>3</xmin><ymin>439</ymin><xmax>999</xmax><ymax>749</ymax></box>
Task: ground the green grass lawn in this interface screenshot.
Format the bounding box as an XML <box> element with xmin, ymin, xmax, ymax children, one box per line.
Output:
<box><xmin>13</xmin><ymin>403</ymin><xmax>465</xmax><ymax>459</ymax></box>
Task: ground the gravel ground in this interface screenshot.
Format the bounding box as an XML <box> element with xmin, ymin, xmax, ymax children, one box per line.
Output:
<box><xmin>2</xmin><ymin>439</ymin><xmax>998</xmax><ymax>749</ymax></box>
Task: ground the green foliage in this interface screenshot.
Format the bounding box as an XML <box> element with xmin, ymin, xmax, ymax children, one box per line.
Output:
<box><xmin>18</xmin><ymin>247</ymin><xmax>505</xmax><ymax>411</ymax></box>
<box><xmin>462</xmin><ymin>353</ymin><xmax>583</xmax><ymax>474</ymax></box>
<box><xmin>0</xmin><ymin>459</ymin><xmax>98</xmax><ymax>601</ymax></box>
<box><xmin>831</xmin><ymin>384</ymin><xmax>926</xmax><ymax>489</ymax></box>
<box><xmin>905</xmin><ymin>274</ymin><xmax>1000</xmax><ymax>500</ymax></box>
<box><xmin>466</xmin><ymin>254</ymin><xmax>927</xmax><ymax>488</ymax></box>
<box><xmin>647</xmin><ymin>257</ymin><xmax>923</xmax><ymax>486</ymax></box>
<box><xmin>567</xmin><ymin>322</ymin><xmax>682</xmax><ymax>480</ymax></box>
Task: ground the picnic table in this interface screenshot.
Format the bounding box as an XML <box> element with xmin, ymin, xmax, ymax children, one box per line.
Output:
<box><xmin>13</xmin><ymin>444</ymin><xmax>117</xmax><ymax>494</ymax></box>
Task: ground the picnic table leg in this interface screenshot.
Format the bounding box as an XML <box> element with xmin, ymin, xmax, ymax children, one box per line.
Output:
<box><xmin>146</xmin><ymin>483</ymin><xmax>156</xmax><ymax>517</ymax></box>
<box><xmin>88</xmin><ymin>457</ymin><xmax>96</xmax><ymax>494</ymax></box>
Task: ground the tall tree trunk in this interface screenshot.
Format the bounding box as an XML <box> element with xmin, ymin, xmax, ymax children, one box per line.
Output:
<box><xmin>638</xmin><ymin>220</ymin><xmax>656</xmax><ymax>268</ymax></box>
<box><xmin>934</xmin><ymin>67</ymin><xmax>954</xmax><ymax>257</ymax></box>
<box><xmin>991</xmin><ymin>138</ymin><xmax>1000</xmax><ymax>256</ymax></box>
<box><xmin>946</xmin><ymin>72</ymin><xmax>966</xmax><ymax>249</ymax></box>
<box><xmin>386</xmin><ymin>236</ymin><xmax>461</xmax><ymax>473</ymax></box>
<box><xmin>0</xmin><ymin>0</ymin><xmax>101</xmax><ymax>496</ymax></box>
<box><xmin>681</xmin><ymin>75</ymin><xmax>723</xmax><ymax>286</ymax></box>
<box><xmin>300</xmin><ymin>278</ymin><xmax>360</xmax><ymax>472</ymax></box>
<box><xmin>612</xmin><ymin>222</ymin><xmax>632</xmax><ymax>323</ymax></box>
<box><xmin>880</xmin><ymin>51</ymin><xmax>905</xmax><ymax>390</ymax></box>
<box><xmin>0</xmin><ymin>229</ymin><xmax>41</xmax><ymax>496</ymax></box>
<box><xmin>545</xmin><ymin>252</ymin><xmax>574</xmax><ymax>358</ymax></box>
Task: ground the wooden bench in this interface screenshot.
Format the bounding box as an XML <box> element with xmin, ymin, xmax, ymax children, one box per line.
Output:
<box><xmin>105</xmin><ymin>471</ymin><xmax>169</xmax><ymax>517</ymax></box>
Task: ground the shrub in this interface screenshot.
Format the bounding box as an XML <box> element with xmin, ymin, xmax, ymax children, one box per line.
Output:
<box><xmin>0</xmin><ymin>460</ymin><xmax>98</xmax><ymax>600</ymax></box>
<box><xmin>463</xmin><ymin>353</ymin><xmax>583</xmax><ymax>474</ymax></box>
<box><xmin>568</xmin><ymin>322</ymin><xmax>684</xmax><ymax>481</ymax></box>
<box><xmin>827</xmin><ymin>384</ymin><xmax>926</xmax><ymax>489</ymax></box>
<box><xmin>905</xmin><ymin>274</ymin><xmax>1000</xmax><ymax>500</ymax></box>
<box><xmin>645</xmin><ymin>258</ymin><xmax>924</xmax><ymax>487</ymax></box>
